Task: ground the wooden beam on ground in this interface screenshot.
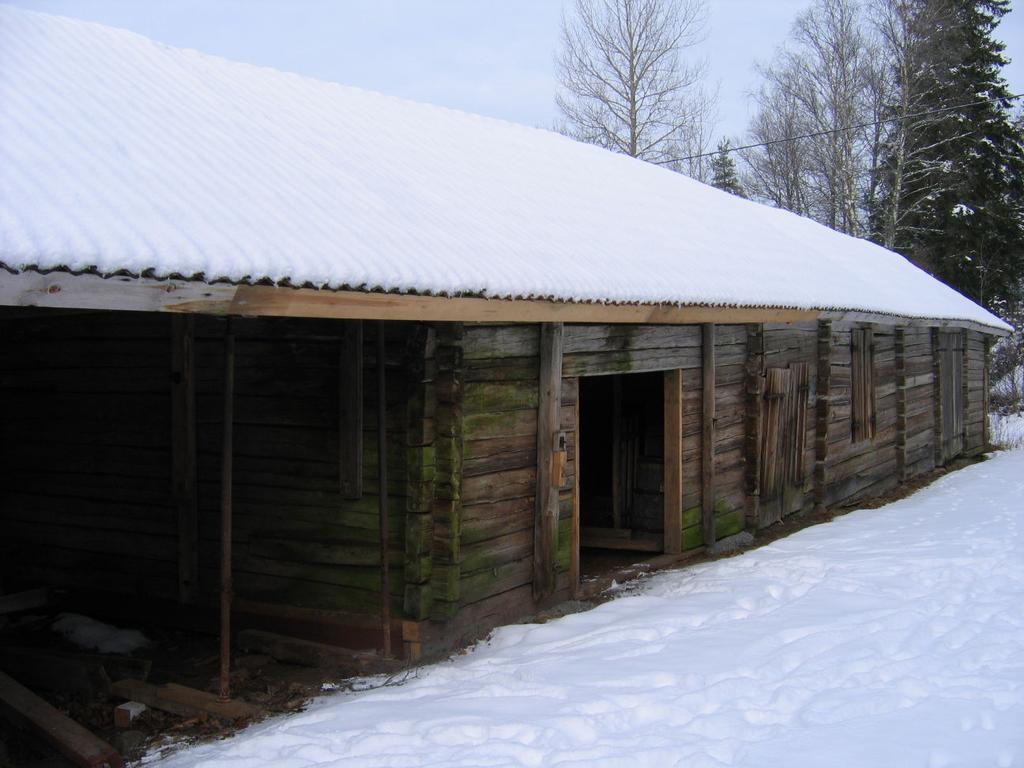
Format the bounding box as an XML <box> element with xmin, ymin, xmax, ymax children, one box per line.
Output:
<box><xmin>171</xmin><ymin>315</ymin><xmax>198</xmax><ymax>604</ymax></box>
<box><xmin>533</xmin><ymin>322</ymin><xmax>563</xmax><ymax>601</ymax></box>
<box><xmin>814</xmin><ymin>320</ymin><xmax>832</xmax><ymax>511</ymax></box>
<box><xmin>237</xmin><ymin>629</ymin><xmax>403</xmax><ymax>672</ymax></box>
<box><xmin>0</xmin><ymin>587</ymin><xmax>49</xmax><ymax>614</ymax></box>
<box><xmin>0</xmin><ymin>670</ymin><xmax>123</xmax><ymax>768</ymax></box>
<box><xmin>701</xmin><ymin>323</ymin><xmax>716</xmax><ymax>548</ymax></box>
<box><xmin>663</xmin><ymin>369</ymin><xmax>683</xmax><ymax>554</ymax></box>
<box><xmin>110</xmin><ymin>679</ymin><xmax>260</xmax><ymax>722</ymax></box>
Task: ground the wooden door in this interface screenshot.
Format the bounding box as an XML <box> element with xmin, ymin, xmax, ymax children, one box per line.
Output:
<box><xmin>938</xmin><ymin>332</ymin><xmax>965</xmax><ymax>463</ymax></box>
<box><xmin>759</xmin><ymin>362</ymin><xmax>810</xmax><ymax>527</ymax></box>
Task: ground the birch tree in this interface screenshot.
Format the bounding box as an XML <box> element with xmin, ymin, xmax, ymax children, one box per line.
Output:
<box><xmin>743</xmin><ymin>0</ymin><xmax>878</xmax><ymax>236</ymax></box>
<box><xmin>555</xmin><ymin>0</ymin><xmax>716</xmax><ymax>174</ymax></box>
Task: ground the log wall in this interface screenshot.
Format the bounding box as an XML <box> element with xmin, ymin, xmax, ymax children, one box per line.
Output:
<box><xmin>0</xmin><ymin>312</ymin><xmax>178</xmax><ymax>598</ymax></box>
<box><xmin>824</xmin><ymin>322</ymin><xmax>898</xmax><ymax>506</ymax></box>
<box><xmin>0</xmin><ymin>311</ymin><xmax>416</xmax><ymax>622</ymax></box>
<box><xmin>0</xmin><ymin>310</ymin><xmax>998</xmax><ymax>657</ymax></box>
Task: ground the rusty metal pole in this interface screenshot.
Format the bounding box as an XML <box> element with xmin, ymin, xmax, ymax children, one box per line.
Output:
<box><xmin>377</xmin><ymin>322</ymin><xmax>391</xmax><ymax>657</ymax></box>
<box><xmin>219</xmin><ymin>322</ymin><xmax>235</xmax><ymax>701</ymax></box>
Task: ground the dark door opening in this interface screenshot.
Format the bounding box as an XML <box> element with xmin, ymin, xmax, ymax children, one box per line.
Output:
<box><xmin>578</xmin><ymin>372</ymin><xmax>664</xmax><ymax>568</ymax></box>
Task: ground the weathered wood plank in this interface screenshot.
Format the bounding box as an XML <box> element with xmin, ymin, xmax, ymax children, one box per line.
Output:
<box><xmin>171</xmin><ymin>314</ymin><xmax>199</xmax><ymax>604</ymax></box>
<box><xmin>663</xmin><ymin>369</ymin><xmax>683</xmax><ymax>554</ymax></box>
<box><xmin>701</xmin><ymin>324</ymin><xmax>716</xmax><ymax>547</ymax></box>
<box><xmin>533</xmin><ymin>322</ymin><xmax>563</xmax><ymax>600</ymax></box>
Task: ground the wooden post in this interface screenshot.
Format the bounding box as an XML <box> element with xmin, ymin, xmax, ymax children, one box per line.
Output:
<box><xmin>218</xmin><ymin>324</ymin><xmax>235</xmax><ymax>702</ymax></box>
<box><xmin>533</xmin><ymin>322</ymin><xmax>563</xmax><ymax>601</ymax></box>
<box><xmin>814</xmin><ymin>320</ymin><xmax>832</xmax><ymax>512</ymax></box>
<box><xmin>339</xmin><ymin>320</ymin><xmax>363</xmax><ymax>498</ymax></box>
<box><xmin>701</xmin><ymin>323</ymin><xmax>716</xmax><ymax>548</ymax></box>
<box><xmin>932</xmin><ymin>328</ymin><xmax>943</xmax><ymax>467</ymax></box>
<box><xmin>171</xmin><ymin>315</ymin><xmax>198</xmax><ymax>605</ymax></box>
<box><xmin>961</xmin><ymin>329</ymin><xmax>969</xmax><ymax>449</ymax></box>
<box><xmin>377</xmin><ymin>322</ymin><xmax>391</xmax><ymax>657</ymax></box>
<box><xmin>571</xmin><ymin>378</ymin><xmax>581</xmax><ymax>596</ymax></box>
<box><xmin>744</xmin><ymin>324</ymin><xmax>763</xmax><ymax>531</ymax></box>
<box><xmin>983</xmin><ymin>335</ymin><xmax>992</xmax><ymax>448</ymax></box>
<box><xmin>663</xmin><ymin>369</ymin><xmax>683</xmax><ymax>554</ymax></box>
<box><xmin>611</xmin><ymin>376</ymin><xmax>623</xmax><ymax>530</ymax></box>
<box><xmin>895</xmin><ymin>327</ymin><xmax>907</xmax><ymax>482</ymax></box>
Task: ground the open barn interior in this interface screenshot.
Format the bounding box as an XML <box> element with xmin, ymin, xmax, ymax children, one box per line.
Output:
<box><xmin>577</xmin><ymin>372</ymin><xmax>665</xmax><ymax>576</ymax></box>
<box><xmin>0</xmin><ymin>307</ymin><xmax>406</xmax><ymax>765</ymax></box>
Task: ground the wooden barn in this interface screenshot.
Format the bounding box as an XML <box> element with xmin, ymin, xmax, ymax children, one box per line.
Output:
<box><xmin>0</xmin><ymin>6</ymin><xmax>1010</xmax><ymax>672</ymax></box>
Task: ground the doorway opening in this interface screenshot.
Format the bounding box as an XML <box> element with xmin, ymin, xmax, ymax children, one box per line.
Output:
<box><xmin>578</xmin><ymin>372</ymin><xmax>664</xmax><ymax>575</ymax></box>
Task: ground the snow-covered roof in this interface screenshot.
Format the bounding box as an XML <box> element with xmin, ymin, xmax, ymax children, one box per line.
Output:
<box><xmin>0</xmin><ymin>6</ymin><xmax>1009</xmax><ymax>332</ymax></box>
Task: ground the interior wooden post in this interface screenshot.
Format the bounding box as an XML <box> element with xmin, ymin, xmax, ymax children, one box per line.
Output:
<box><xmin>339</xmin><ymin>320</ymin><xmax>363</xmax><ymax>499</ymax></box>
<box><xmin>701</xmin><ymin>323</ymin><xmax>716</xmax><ymax>547</ymax></box>
<box><xmin>663</xmin><ymin>369</ymin><xmax>683</xmax><ymax>554</ymax></box>
<box><xmin>218</xmin><ymin>323</ymin><xmax>235</xmax><ymax>702</ymax></box>
<box><xmin>533</xmin><ymin>322</ymin><xmax>563</xmax><ymax>601</ymax></box>
<box><xmin>377</xmin><ymin>322</ymin><xmax>391</xmax><ymax>657</ymax></box>
<box><xmin>171</xmin><ymin>315</ymin><xmax>198</xmax><ymax>604</ymax></box>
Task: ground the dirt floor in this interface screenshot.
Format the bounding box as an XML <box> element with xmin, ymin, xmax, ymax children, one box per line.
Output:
<box><xmin>0</xmin><ymin>611</ymin><xmax>401</xmax><ymax>767</ymax></box>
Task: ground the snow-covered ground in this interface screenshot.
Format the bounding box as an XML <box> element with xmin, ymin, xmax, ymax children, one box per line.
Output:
<box><xmin>153</xmin><ymin>452</ymin><xmax>1024</xmax><ymax>768</ymax></box>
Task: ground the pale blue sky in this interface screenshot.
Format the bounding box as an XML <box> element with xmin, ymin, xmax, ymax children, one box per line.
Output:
<box><xmin>4</xmin><ymin>0</ymin><xmax>1022</xmax><ymax>140</ymax></box>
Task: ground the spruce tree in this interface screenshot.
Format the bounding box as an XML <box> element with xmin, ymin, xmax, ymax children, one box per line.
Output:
<box><xmin>879</xmin><ymin>0</ymin><xmax>1024</xmax><ymax>315</ymax></box>
<box><xmin>710</xmin><ymin>140</ymin><xmax>747</xmax><ymax>198</ymax></box>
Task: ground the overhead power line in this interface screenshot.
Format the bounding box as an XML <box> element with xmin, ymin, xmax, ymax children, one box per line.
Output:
<box><xmin>681</xmin><ymin>91</ymin><xmax>1023</xmax><ymax>161</ymax></box>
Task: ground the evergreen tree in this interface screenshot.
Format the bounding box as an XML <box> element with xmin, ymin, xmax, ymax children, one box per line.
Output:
<box><xmin>876</xmin><ymin>0</ymin><xmax>1024</xmax><ymax>315</ymax></box>
<box><xmin>710</xmin><ymin>140</ymin><xmax>746</xmax><ymax>197</ymax></box>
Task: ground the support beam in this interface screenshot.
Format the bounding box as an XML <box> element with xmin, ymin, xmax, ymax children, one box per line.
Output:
<box><xmin>983</xmin><ymin>335</ymin><xmax>992</xmax><ymax>448</ymax></box>
<box><xmin>377</xmin><ymin>322</ymin><xmax>391</xmax><ymax>657</ymax></box>
<box><xmin>932</xmin><ymin>328</ymin><xmax>943</xmax><ymax>467</ymax></box>
<box><xmin>339</xmin><ymin>320</ymin><xmax>363</xmax><ymax>499</ymax></box>
<box><xmin>744</xmin><ymin>324</ymin><xmax>763</xmax><ymax>530</ymax></box>
<box><xmin>218</xmin><ymin>325</ymin><xmax>235</xmax><ymax>702</ymax></box>
<box><xmin>171</xmin><ymin>315</ymin><xmax>198</xmax><ymax>604</ymax></box>
<box><xmin>701</xmin><ymin>323</ymin><xmax>716</xmax><ymax>548</ymax></box>
<box><xmin>814</xmin><ymin>320</ymin><xmax>832</xmax><ymax>510</ymax></box>
<box><xmin>533</xmin><ymin>322</ymin><xmax>563</xmax><ymax>601</ymax></box>
<box><xmin>895</xmin><ymin>327</ymin><xmax>907</xmax><ymax>482</ymax></box>
<box><xmin>570</xmin><ymin>378</ymin><xmax>582</xmax><ymax>596</ymax></box>
<box><xmin>663</xmin><ymin>369</ymin><xmax>683</xmax><ymax>554</ymax></box>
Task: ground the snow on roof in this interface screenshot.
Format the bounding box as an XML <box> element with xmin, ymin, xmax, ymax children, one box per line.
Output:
<box><xmin>0</xmin><ymin>6</ymin><xmax>1009</xmax><ymax>331</ymax></box>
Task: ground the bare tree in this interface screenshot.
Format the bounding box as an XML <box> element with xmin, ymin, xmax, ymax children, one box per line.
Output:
<box><xmin>741</xmin><ymin>0</ymin><xmax>879</xmax><ymax>237</ymax></box>
<box><xmin>555</xmin><ymin>0</ymin><xmax>716</xmax><ymax>173</ymax></box>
